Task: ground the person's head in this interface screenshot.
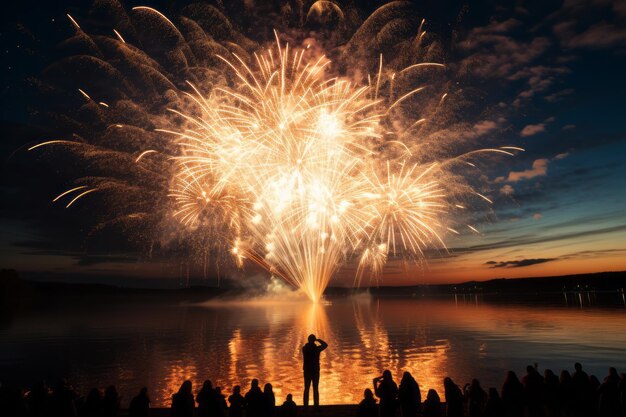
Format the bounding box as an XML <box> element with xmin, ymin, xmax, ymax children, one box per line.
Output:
<box><xmin>443</xmin><ymin>377</ymin><xmax>454</xmax><ymax>389</ymax></box>
<box><xmin>471</xmin><ymin>379</ymin><xmax>481</xmax><ymax>389</ymax></box>
<box><xmin>609</xmin><ymin>367</ymin><xmax>618</xmax><ymax>377</ymax></box>
<box><xmin>426</xmin><ymin>389</ymin><xmax>440</xmax><ymax>402</ymax></box>
<box><xmin>251</xmin><ymin>379</ymin><xmax>259</xmax><ymax>388</ymax></box>
<box><xmin>308</xmin><ymin>334</ymin><xmax>316</xmax><ymax>343</ymax></box>
<box><xmin>215</xmin><ymin>387</ymin><xmax>222</xmax><ymax>395</ymax></box>
<box><xmin>179</xmin><ymin>381</ymin><xmax>192</xmax><ymax>395</ymax></box>
<box><xmin>382</xmin><ymin>370</ymin><xmax>392</xmax><ymax>380</ymax></box>
<box><xmin>203</xmin><ymin>380</ymin><xmax>213</xmax><ymax>391</ymax></box>
<box><xmin>488</xmin><ymin>388</ymin><xmax>499</xmax><ymax>399</ymax></box>
<box><xmin>286</xmin><ymin>394</ymin><xmax>293</xmax><ymax>402</ymax></box>
<box><xmin>560</xmin><ymin>370</ymin><xmax>571</xmax><ymax>382</ymax></box>
<box><xmin>233</xmin><ymin>385</ymin><xmax>241</xmax><ymax>395</ymax></box>
<box><xmin>264</xmin><ymin>383</ymin><xmax>273</xmax><ymax>394</ymax></box>
<box><xmin>364</xmin><ymin>388</ymin><xmax>374</xmax><ymax>400</ymax></box>
<box><xmin>505</xmin><ymin>371</ymin><xmax>519</xmax><ymax>383</ymax></box>
<box><xmin>574</xmin><ymin>362</ymin><xmax>582</xmax><ymax>372</ymax></box>
<box><xmin>526</xmin><ymin>365</ymin><xmax>535</xmax><ymax>374</ymax></box>
<box><xmin>401</xmin><ymin>371</ymin><xmax>413</xmax><ymax>382</ymax></box>
<box><xmin>545</xmin><ymin>369</ymin><xmax>555</xmax><ymax>379</ymax></box>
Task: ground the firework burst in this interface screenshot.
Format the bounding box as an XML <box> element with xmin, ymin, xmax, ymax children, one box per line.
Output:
<box><xmin>25</xmin><ymin>2</ymin><xmax>522</xmax><ymax>302</ymax></box>
<box><xmin>164</xmin><ymin>35</ymin><xmax>508</xmax><ymax>302</ymax></box>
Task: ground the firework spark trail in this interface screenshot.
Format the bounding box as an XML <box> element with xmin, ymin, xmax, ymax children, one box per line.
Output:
<box><xmin>26</xmin><ymin>4</ymin><xmax>524</xmax><ymax>302</ymax></box>
<box><xmin>164</xmin><ymin>38</ymin><xmax>518</xmax><ymax>302</ymax></box>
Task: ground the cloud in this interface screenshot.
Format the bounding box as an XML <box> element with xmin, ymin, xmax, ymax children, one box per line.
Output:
<box><xmin>484</xmin><ymin>248</ymin><xmax>626</xmax><ymax>270</ymax></box>
<box><xmin>560</xmin><ymin>248</ymin><xmax>626</xmax><ymax>260</ymax></box>
<box><xmin>562</xmin><ymin>124</ymin><xmax>576</xmax><ymax>130</ymax></box>
<box><xmin>554</xmin><ymin>152</ymin><xmax>569</xmax><ymax>160</ymax></box>
<box><xmin>458</xmin><ymin>31</ymin><xmax>551</xmax><ymax>80</ymax></box>
<box><xmin>500</xmin><ymin>184</ymin><xmax>514</xmax><ymax>195</ymax></box>
<box><xmin>510</xmin><ymin>66</ymin><xmax>570</xmax><ymax>104</ymax></box>
<box><xmin>445</xmin><ymin>119</ymin><xmax>507</xmax><ymax>144</ymax></box>
<box><xmin>558</xmin><ymin>21</ymin><xmax>626</xmax><ymax>49</ymax></box>
<box><xmin>532</xmin><ymin>213</ymin><xmax>543</xmax><ymax>220</ymax></box>
<box><xmin>520</xmin><ymin>123</ymin><xmax>546</xmax><ymax>137</ymax></box>
<box><xmin>545</xmin><ymin>88</ymin><xmax>574</xmax><ymax>102</ymax></box>
<box><xmin>485</xmin><ymin>258</ymin><xmax>557</xmax><ymax>268</ymax></box>
<box><xmin>552</xmin><ymin>0</ymin><xmax>626</xmax><ymax>50</ymax></box>
<box><xmin>472</xmin><ymin>120</ymin><xmax>498</xmax><ymax>136</ymax></box>
<box><xmin>506</xmin><ymin>159</ymin><xmax>549</xmax><ymax>182</ymax></box>
<box><xmin>451</xmin><ymin>224</ymin><xmax>626</xmax><ymax>254</ymax></box>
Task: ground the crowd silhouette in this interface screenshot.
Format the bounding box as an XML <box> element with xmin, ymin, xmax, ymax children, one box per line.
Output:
<box><xmin>1</xmin><ymin>363</ymin><xmax>626</xmax><ymax>417</ymax></box>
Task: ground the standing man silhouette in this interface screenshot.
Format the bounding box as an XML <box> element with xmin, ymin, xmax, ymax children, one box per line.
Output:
<box><xmin>302</xmin><ymin>333</ymin><xmax>328</xmax><ymax>409</ymax></box>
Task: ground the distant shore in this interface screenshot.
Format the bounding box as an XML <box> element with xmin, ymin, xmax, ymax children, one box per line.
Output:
<box><xmin>2</xmin><ymin>269</ymin><xmax>625</xmax><ymax>308</ymax></box>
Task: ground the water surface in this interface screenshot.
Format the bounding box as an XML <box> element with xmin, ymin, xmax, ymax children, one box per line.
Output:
<box><xmin>1</xmin><ymin>295</ymin><xmax>625</xmax><ymax>407</ymax></box>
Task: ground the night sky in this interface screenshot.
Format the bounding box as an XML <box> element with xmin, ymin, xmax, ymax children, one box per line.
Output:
<box><xmin>1</xmin><ymin>0</ymin><xmax>625</xmax><ymax>287</ymax></box>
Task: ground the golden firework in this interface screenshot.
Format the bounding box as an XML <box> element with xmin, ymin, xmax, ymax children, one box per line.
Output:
<box><xmin>166</xmin><ymin>38</ymin><xmax>462</xmax><ymax>302</ymax></box>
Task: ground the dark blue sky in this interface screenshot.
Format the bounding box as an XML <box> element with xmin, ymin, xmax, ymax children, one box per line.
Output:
<box><xmin>1</xmin><ymin>0</ymin><xmax>625</xmax><ymax>286</ymax></box>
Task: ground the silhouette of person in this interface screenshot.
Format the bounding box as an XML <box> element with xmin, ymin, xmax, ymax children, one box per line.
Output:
<box><xmin>373</xmin><ymin>370</ymin><xmax>398</xmax><ymax>417</ymax></box>
<box><xmin>197</xmin><ymin>380</ymin><xmax>216</xmax><ymax>417</ymax></box>
<box><xmin>619</xmin><ymin>373</ymin><xmax>626</xmax><ymax>417</ymax></box>
<box><xmin>543</xmin><ymin>370</ymin><xmax>560</xmax><ymax>417</ymax></box>
<box><xmin>422</xmin><ymin>389</ymin><xmax>442</xmax><ymax>417</ymax></box>
<box><xmin>443</xmin><ymin>377</ymin><xmax>464</xmax><ymax>417</ymax></box>
<box><xmin>82</xmin><ymin>388</ymin><xmax>103</xmax><ymax>417</ymax></box>
<box><xmin>0</xmin><ymin>382</ymin><xmax>27</xmax><ymax>417</ymax></box>
<box><xmin>263</xmin><ymin>383</ymin><xmax>276</xmax><ymax>417</ymax></box>
<box><xmin>27</xmin><ymin>380</ymin><xmax>51</xmax><ymax>417</ymax></box>
<box><xmin>171</xmin><ymin>380</ymin><xmax>195</xmax><ymax>417</ymax></box>
<box><xmin>128</xmin><ymin>387</ymin><xmax>150</xmax><ymax>417</ymax></box>
<box><xmin>103</xmin><ymin>385</ymin><xmax>120</xmax><ymax>417</ymax></box>
<box><xmin>50</xmin><ymin>380</ymin><xmax>78</xmax><ymax>417</ymax></box>
<box><xmin>399</xmin><ymin>371</ymin><xmax>421</xmax><ymax>417</ymax></box>
<box><xmin>465</xmin><ymin>379</ymin><xmax>486</xmax><ymax>417</ymax></box>
<box><xmin>302</xmin><ymin>334</ymin><xmax>328</xmax><ymax>408</ymax></box>
<box><xmin>245</xmin><ymin>379</ymin><xmax>265</xmax><ymax>417</ymax></box>
<box><xmin>484</xmin><ymin>388</ymin><xmax>504</xmax><ymax>417</ymax></box>
<box><xmin>572</xmin><ymin>362</ymin><xmax>593</xmax><ymax>417</ymax></box>
<box><xmin>357</xmin><ymin>388</ymin><xmax>378</xmax><ymax>417</ymax></box>
<box><xmin>591</xmin><ymin>375</ymin><xmax>602</xmax><ymax>415</ymax></box>
<box><xmin>215</xmin><ymin>387</ymin><xmax>228</xmax><ymax>417</ymax></box>
<box><xmin>501</xmin><ymin>371</ymin><xmax>525</xmax><ymax>417</ymax></box>
<box><xmin>521</xmin><ymin>365</ymin><xmax>544</xmax><ymax>417</ymax></box>
<box><xmin>599</xmin><ymin>367</ymin><xmax>621</xmax><ymax>417</ymax></box>
<box><xmin>558</xmin><ymin>370</ymin><xmax>575</xmax><ymax>417</ymax></box>
<box><xmin>229</xmin><ymin>386</ymin><xmax>247</xmax><ymax>417</ymax></box>
<box><xmin>280</xmin><ymin>394</ymin><xmax>297</xmax><ymax>417</ymax></box>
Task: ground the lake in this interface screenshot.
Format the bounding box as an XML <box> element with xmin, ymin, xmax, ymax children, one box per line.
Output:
<box><xmin>1</xmin><ymin>293</ymin><xmax>625</xmax><ymax>407</ymax></box>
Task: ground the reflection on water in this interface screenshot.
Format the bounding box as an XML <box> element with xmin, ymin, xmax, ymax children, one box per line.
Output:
<box><xmin>1</xmin><ymin>296</ymin><xmax>625</xmax><ymax>407</ymax></box>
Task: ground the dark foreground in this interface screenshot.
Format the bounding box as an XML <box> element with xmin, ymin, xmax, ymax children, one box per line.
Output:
<box><xmin>2</xmin><ymin>362</ymin><xmax>626</xmax><ymax>417</ymax></box>
<box><xmin>117</xmin><ymin>406</ymin><xmax>357</xmax><ymax>417</ymax></box>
